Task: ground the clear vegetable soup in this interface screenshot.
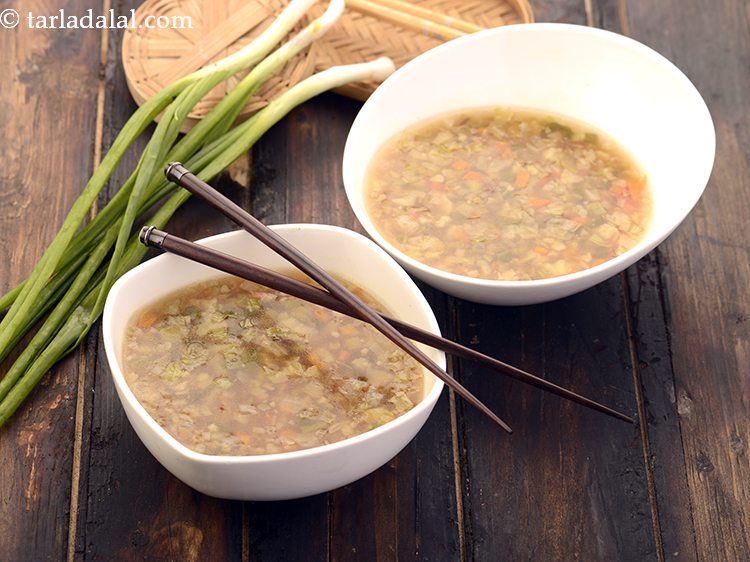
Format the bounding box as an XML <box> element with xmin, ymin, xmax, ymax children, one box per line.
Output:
<box><xmin>122</xmin><ymin>276</ymin><xmax>423</xmax><ymax>456</ymax></box>
<box><xmin>365</xmin><ymin>107</ymin><xmax>652</xmax><ymax>280</ymax></box>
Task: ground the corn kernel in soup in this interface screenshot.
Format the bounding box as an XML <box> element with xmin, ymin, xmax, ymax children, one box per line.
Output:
<box><xmin>365</xmin><ymin>107</ymin><xmax>652</xmax><ymax>280</ymax></box>
<box><xmin>122</xmin><ymin>276</ymin><xmax>423</xmax><ymax>456</ymax></box>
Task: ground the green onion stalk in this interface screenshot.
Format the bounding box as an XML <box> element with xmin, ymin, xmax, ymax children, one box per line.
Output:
<box><xmin>0</xmin><ymin>0</ymin><xmax>395</xmax><ymax>426</ymax></box>
<box><xmin>0</xmin><ymin>0</ymin><xmax>340</xmax><ymax>374</ymax></box>
<box><xmin>0</xmin><ymin>0</ymin><xmax>317</xmax><ymax>361</ymax></box>
<box><xmin>0</xmin><ymin>57</ymin><xmax>394</xmax><ymax>426</ymax></box>
<box><xmin>89</xmin><ymin>0</ymin><xmax>347</xmax><ymax>330</ymax></box>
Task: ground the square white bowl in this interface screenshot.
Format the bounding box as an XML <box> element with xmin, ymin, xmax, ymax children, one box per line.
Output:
<box><xmin>103</xmin><ymin>224</ymin><xmax>445</xmax><ymax>500</ymax></box>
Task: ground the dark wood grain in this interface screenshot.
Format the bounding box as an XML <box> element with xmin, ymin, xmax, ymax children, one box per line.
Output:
<box><xmin>3</xmin><ymin>0</ymin><xmax>749</xmax><ymax>560</ymax></box>
<box><xmin>447</xmin><ymin>2</ymin><xmax>660</xmax><ymax>560</ymax></box>
<box><xmin>626</xmin><ymin>254</ymin><xmax>698</xmax><ymax>561</ymax></box>
<box><xmin>249</xmin><ymin>95</ymin><xmax>462</xmax><ymax>561</ymax></box>
<box><xmin>626</xmin><ymin>0</ymin><xmax>750</xmax><ymax>559</ymax></box>
<box><xmin>243</xmin><ymin>95</ymin><xmax>353</xmax><ymax>562</ymax></box>
<box><xmin>454</xmin><ymin>281</ymin><xmax>655</xmax><ymax>560</ymax></box>
<box><xmin>250</xmin><ymin>94</ymin><xmax>365</xmax><ymax>231</ymax></box>
<box><xmin>72</xmin><ymin>4</ymin><xmax>246</xmax><ymax>559</ymax></box>
<box><xmin>0</xmin><ymin>1</ymin><xmax>102</xmax><ymax>561</ymax></box>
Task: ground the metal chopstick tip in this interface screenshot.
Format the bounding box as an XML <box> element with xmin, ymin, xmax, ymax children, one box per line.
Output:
<box><xmin>139</xmin><ymin>226</ymin><xmax>167</xmax><ymax>248</ymax></box>
<box><xmin>165</xmin><ymin>162</ymin><xmax>189</xmax><ymax>184</ymax></box>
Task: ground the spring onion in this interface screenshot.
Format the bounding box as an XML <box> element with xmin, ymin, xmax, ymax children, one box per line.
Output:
<box><xmin>0</xmin><ymin>0</ymin><xmax>395</xmax><ymax>426</ymax></box>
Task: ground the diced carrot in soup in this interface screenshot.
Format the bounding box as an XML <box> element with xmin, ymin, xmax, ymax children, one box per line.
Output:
<box><xmin>462</xmin><ymin>170</ymin><xmax>484</xmax><ymax>181</ymax></box>
<box><xmin>527</xmin><ymin>196</ymin><xmax>551</xmax><ymax>208</ymax></box>
<box><xmin>515</xmin><ymin>168</ymin><xmax>531</xmax><ymax>188</ymax></box>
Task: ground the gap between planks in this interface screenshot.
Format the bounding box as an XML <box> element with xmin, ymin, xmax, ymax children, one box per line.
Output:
<box><xmin>609</xmin><ymin>2</ymin><xmax>662</xmax><ymax>558</ymax></box>
<box><xmin>448</xmin><ymin>294</ymin><xmax>468</xmax><ymax>562</ymax></box>
<box><xmin>605</xmin><ymin>1</ymin><xmax>662</xmax><ymax>558</ymax></box>
<box><xmin>622</xmin><ymin>270</ymin><xmax>665</xmax><ymax>562</ymax></box>
<box><xmin>66</xmin><ymin>2</ymin><xmax>112</xmax><ymax>560</ymax></box>
<box><xmin>242</xmin><ymin>502</ymin><xmax>250</xmax><ymax>562</ymax></box>
<box><xmin>448</xmin><ymin>387</ymin><xmax>467</xmax><ymax>562</ymax></box>
<box><xmin>584</xmin><ymin>0</ymin><xmax>630</xmax><ymax>34</ymax></box>
<box><xmin>585</xmin><ymin>1</ymin><xmax>661</xmax><ymax>557</ymax></box>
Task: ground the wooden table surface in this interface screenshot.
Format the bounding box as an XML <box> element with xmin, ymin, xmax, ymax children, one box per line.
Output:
<box><xmin>1</xmin><ymin>0</ymin><xmax>748</xmax><ymax>560</ymax></box>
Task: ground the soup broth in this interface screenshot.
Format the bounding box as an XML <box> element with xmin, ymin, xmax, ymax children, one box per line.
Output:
<box><xmin>365</xmin><ymin>107</ymin><xmax>652</xmax><ymax>280</ymax></box>
<box><xmin>122</xmin><ymin>276</ymin><xmax>424</xmax><ymax>456</ymax></box>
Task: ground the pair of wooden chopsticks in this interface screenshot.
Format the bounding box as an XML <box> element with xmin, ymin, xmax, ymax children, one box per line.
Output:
<box><xmin>142</xmin><ymin>163</ymin><xmax>634</xmax><ymax>431</ymax></box>
<box><xmin>347</xmin><ymin>0</ymin><xmax>484</xmax><ymax>41</ymax></box>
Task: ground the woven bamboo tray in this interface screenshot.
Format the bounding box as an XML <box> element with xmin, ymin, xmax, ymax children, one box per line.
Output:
<box><xmin>122</xmin><ymin>0</ymin><xmax>533</xmax><ymax>130</ymax></box>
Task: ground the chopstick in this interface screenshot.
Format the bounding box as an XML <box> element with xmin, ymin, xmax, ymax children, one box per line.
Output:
<box><xmin>347</xmin><ymin>0</ymin><xmax>474</xmax><ymax>41</ymax></box>
<box><xmin>140</xmin><ymin>226</ymin><xmax>634</xmax><ymax>424</ymax></box>
<box><xmin>358</xmin><ymin>0</ymin><xmax>485</xmax><ymax>34</ymax></box>
<box><xmin>164</xmin><ymin>162</ymin><xmax>512</xmax><ymax>433</ymax></box>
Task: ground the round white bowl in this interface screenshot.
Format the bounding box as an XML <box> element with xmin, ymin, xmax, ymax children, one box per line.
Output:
<box><xmin>343</xmin><ymin>23</ymin><xmax>715</xmax><ymax>305</ymax></box>
<box><xmin>102</xmin><ymin>224</ymin><xmax>445</xmax><ymax>500</ymax></box>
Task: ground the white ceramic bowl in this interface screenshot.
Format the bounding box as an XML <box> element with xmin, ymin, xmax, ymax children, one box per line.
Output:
<box><xmin>102</xmin><ymin>224</ymin><xmax>445</xmax><ymax>500</ymax></box>
<box><xmin>343</xmin><ymin>23</ymin><xmax>715</xmax><ymax>305</ymax></box>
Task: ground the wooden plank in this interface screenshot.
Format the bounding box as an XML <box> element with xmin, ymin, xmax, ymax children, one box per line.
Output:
<box><xmin>327</xmin><ymin>301</ymin><xmax>460</xmax><ymax>562</ymax></box>
<box><xmin>15</xmin><ymin>0</ymin><xmax>744</xmax><ymax>560</ymax></box>
<box><xmin>454</xmin><ymin>281</ymin><xmax>657</xmax><ymax>560</ymax></box>
<box><xmin>586</xmin><ymin>0</ymin><xmax>628</xmax><ymax>30</ymax></box>
<box><xmin>246</xmin><ymin>496</ymin><xmax>328</xmax><ymax>561</ymax></box>
<box><xmin>626</xmin><ymin>0</ymin><xmax>750</xmax><ymax>559</ymax></box>
<box><xmin>249</xmin><ymin>95</ymin><xmax>365</xmax><ymax>231</ymax></box>
<box><xmin>248</xmin><ymin>95</ymin><xmax>462</xmax><ymax>560</ymax></box>
<box><xmin>240</xmin><ymin>96</ymin><xmax>360</xmax><ymax>561</ymax></box>
<box><xmin>451</xmin><ymin>1</ymin><xmax>661</xmax><ymax>559</ymax></box>
<box><xmin>328</xmin><ymin>389</ymin><xmax>460</xmax><ymax>562</ymax></box>
<box><xmin>80</xmin><ymin>201</ymin><xmax>248</xmax><ymax>560</ymax></box>
<box><xmin>0</xmin><ymin>1</ymin><xmax>102</xmax><ymax>561</ymax></box>
<box><xmin>243</xmin><ymin>96</ymin><xmax>353</xmax><ymax>562</ymax></box>
<box><xmin>80</xmin><ymin>200</ymin><xmax>247</xmax><ymax>555</ymax></box>
<box><xmin>72</xmin><ymin>7</ymin><xmax>247</xmax><ymax>559</ymax></box>
<box><xmin>530</xmin><ymin>0</ymin><xmax>592</xmax><ymax>25</ymax></box>
<box><xmin>589</xmin><ymin>1</ymin><xmax>690</xmax><ymax>558</ymax></box>
<box><xmin>626</xmin><ymin>255</ymin><xmax>698</xmax><ymax>560</ymax></box>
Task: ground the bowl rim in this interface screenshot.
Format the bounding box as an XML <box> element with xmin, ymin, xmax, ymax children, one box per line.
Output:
<box><xmin>342</xmin><ymin>22</ymin><xmax>716</xmax><ymax>289</ymax></box>
<box><xmin>102</xmin><ymin>223</ymin><xmax>445</xmax><ymax>465</ymax></box>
